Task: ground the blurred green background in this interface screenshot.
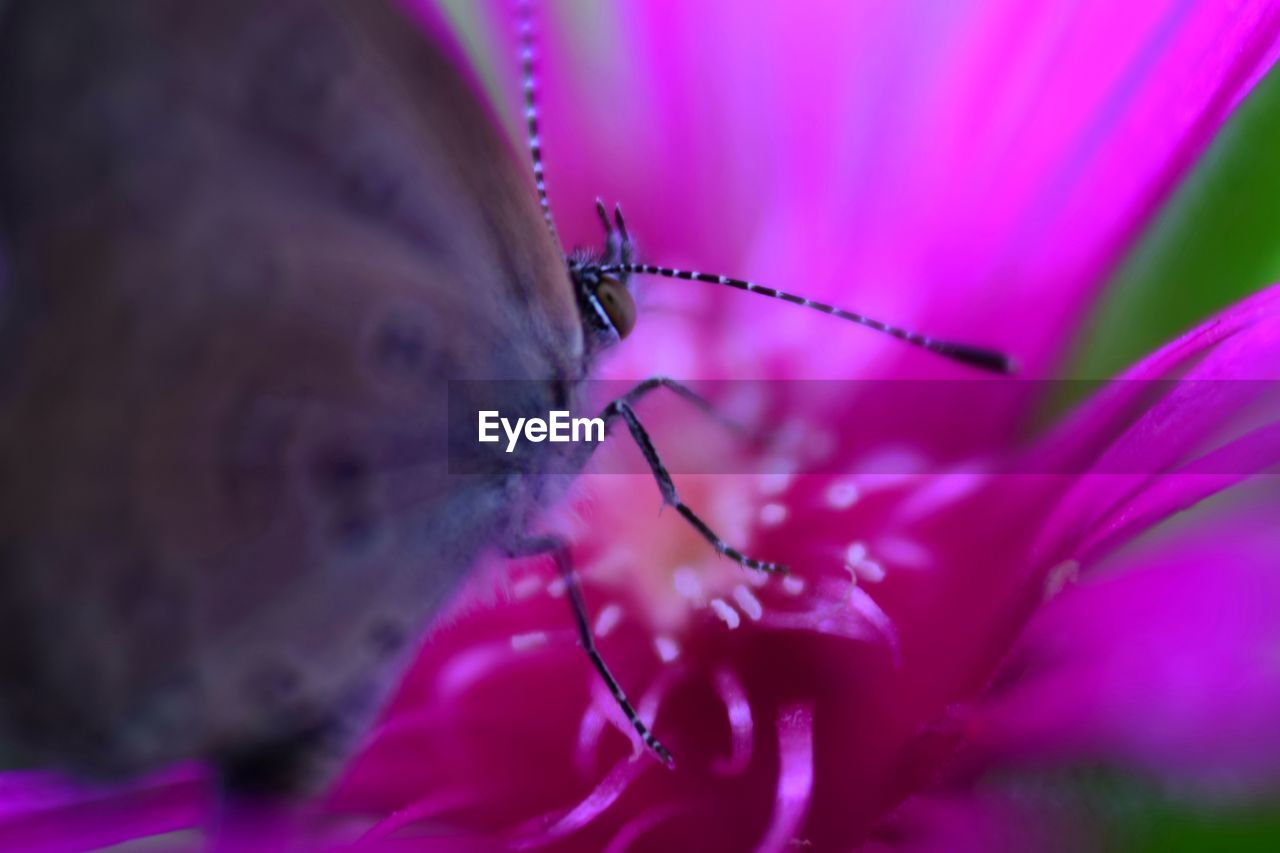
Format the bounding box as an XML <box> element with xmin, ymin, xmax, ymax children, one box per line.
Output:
<box><xmin>1067</xmin><ymin>65</ymin><xmax>1280</xmax><ymax>379</ymax></box>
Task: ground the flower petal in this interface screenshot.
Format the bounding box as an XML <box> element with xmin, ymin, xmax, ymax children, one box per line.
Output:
<box><xmin>515</xmin><ymin>0</ymin><xmax>1280</xmax><ymax>388</ymax></box>
<box><xmin>0</xmin><ymin>767</ymin><xmax>210</xmax><ymax>852</ymax></box>
<box><xmin>1031</xmin><ymin>282</ymin><xmax>1280</xmax><ymax>569</ymax></box>
<box><xmin>971</xmin><ymin>502</ymin><xmax>1280</xmax><ymax>794</ymax></box>
<box><xmin>755</xmin><ymin>705</ymin><xmax>815</xmax><ymax>853</ymax></box>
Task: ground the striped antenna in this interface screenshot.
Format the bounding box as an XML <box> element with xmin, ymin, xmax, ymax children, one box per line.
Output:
<box><xmin>599</xmin><ymin>263</ymin><xmax>1016</xmax><ymax>374</ymax></box>
<box><xmin>515</xmin><ymin>0</ymin><xmax>558</xmax><ymax>242</ymax></box>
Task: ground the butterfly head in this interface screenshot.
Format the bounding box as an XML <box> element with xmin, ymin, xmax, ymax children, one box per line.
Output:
<box><xmin>568</xmin><ymin>200</ymin><xmax>639</xmax><ymax>352</ymax></box>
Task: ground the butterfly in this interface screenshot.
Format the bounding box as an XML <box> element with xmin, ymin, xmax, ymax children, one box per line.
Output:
<box><xmin>0</xmin><ymin>0</ymin><xmax>1009</xmax><ymax>794</ymax></box>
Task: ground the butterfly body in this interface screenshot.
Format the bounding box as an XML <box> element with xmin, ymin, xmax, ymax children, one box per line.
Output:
<box><xmin>0</xmin><ymin>0</ymin><xmax>1013</xmax><ymax>795</ymax></box>
<box><xmin>0</xmin><ymin>0</ymin><xmax>582</xmax><ymax>790</ymax></box>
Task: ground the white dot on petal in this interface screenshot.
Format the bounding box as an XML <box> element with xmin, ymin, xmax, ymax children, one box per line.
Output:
<box><xmin>825</xmin><ymin>480</ymin><xmax>860</xmax><ymax>510</ymax></box>
<box><xmin>510</xmin><ymin>631</ymin><xmax>548</xmax><ymax>652</ymax></box>
<box><xmin>710</xmin><ymin>598</ymin><xmax>741</xmax><ymax>630</ymax></box>
<box><xmin>673</xmin><ymin>566</ymin><xmax>703</xmax><ymax>601</ymax></box>
<box><xmin>593</xmin><ymin>603</ymin><xmax>622</xmax><ymax>638</ymax></box>
<box><xmin>654</xmin><ymin>635</ymin><xmax>681</xmax><ymax>662</ymax></box>
<box><xmin>845</xmin><ymin>541</ymin><xmax>886</xmax><ymax>583</ymax></box>
<box><xmin>546</xmin><ymin>578</ymin><xmax>566</xmax><ymax>598</ymax></box>
<box><xmin>857</xmin><ymin>558</ymin><xmax>885</xmax><ymax>583</ymax></box>
<box><xmin>758</xmin><ymin>502</ymin><xmax>788</xmax><ymax>527</ymax></box>
<box><xmin>875</xmin><ymin>537</ymin><xmax>933</xmax><ymax>570</ymax></box>
<box><xmin>782</xmin><ymin>576</ymin><xmax>806</xmax><ymax>596</ymax></box>
<box><xmin>732</xmin><ymin>584</ymin><xmax>763</xmax><ymax>621</ymax></box>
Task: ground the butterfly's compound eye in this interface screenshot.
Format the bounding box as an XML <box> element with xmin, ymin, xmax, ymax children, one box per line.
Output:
<box><xmin>597</xmin><ymin>277</ymin><xmax>637</xmax><ymax>338</ymax></box>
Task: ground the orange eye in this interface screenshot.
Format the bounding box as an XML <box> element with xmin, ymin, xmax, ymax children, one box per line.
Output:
<box><xmin>596</xmin><ymin>277</ymin><xmax>637</xmax><ymax>339</ymax></box>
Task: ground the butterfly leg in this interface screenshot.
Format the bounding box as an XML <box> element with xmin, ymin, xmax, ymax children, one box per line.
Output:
<box><xmin>506</xmin><ymin>536</ymin><xmax>673</xmax><ymax>766</ymax></box>
<box><xmin>611</xmin><ymin>376</ymin><xmax>754</xmax><ymax>442</ymax></box>
<box><xmin>600</xmin><ymin>381</ymin><xmax>788</xmax><ymax>576</ymax></box>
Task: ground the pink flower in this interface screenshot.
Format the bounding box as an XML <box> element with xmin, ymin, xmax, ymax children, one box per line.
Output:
<box><xmin>4</xmin><ymin>0</ymin><xmax>1280</xmax><ymax>849</ymax></box>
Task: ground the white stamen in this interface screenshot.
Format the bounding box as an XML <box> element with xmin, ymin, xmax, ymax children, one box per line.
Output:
<box><xmin>511</xmin><ymin>631</ymin><xmax>547</xmax><ymax>651</ymax></box>
<box><xmin>594</xmin><ymin>603</ymin><xmax>622</xmax><ymax>638</ymax></box>
<box><xmin>673</xmin><ymin>566</ymin><xmax>703</xmax><ymax>601</ymax></box>
<box><xmin>654</xmin><ymin>635</ymin><xmax>681</xmax><ymax>662</ymax></box>
<box><xmin>782</xmin><ymin>575</ymin><xmax>806</xmax><ymax>596</ymax></box>
<box><xmin>845</xmin><ymin>541</ymin><xmax>886</xmax><ymax>583</ymax></box>
<box><xmin>710</xmin><ymin>598</ymin><xmax>741</xmax><ymax>630</ymax></box>
<box><xmin>825</xmin><ymin>479</ymin><xmax>860</xmax><ymax>510</ymax></box>
<box><xmin>758</xmin><ymin>502</ymin><xmax>788</xmax><ymax>527</ymax></box>
<box><xmin>732</xmin><ymin>585</ymin><xmax>763</xmax><ymax>621</ymax></box>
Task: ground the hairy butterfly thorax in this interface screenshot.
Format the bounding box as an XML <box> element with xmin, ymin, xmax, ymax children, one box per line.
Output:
<box><xmin>0</xmin><ymin>0</ymin><xmax>1012</xmax><ymax>795</ymax></box>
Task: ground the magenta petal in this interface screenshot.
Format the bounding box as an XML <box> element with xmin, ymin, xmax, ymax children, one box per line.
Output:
<box><xmin>709</xmin><ymin>669</ymin><xmax>755</xmax><ymax>777</ymax></box>
<box><xmin>870</xmin><ymin>791</ymin><xmax>1083</xmax><ymax>852</ymax></box>
<box><xmin>0</xmin><ymin>767</ymin><xmax>211</xmax><ymax>852</ymax></box>
<box><xmin>971</xmin><ymin>505</ymin><xmax>1280</xmax><ymax>794</ymax></box>
<box><xmin>355</xmin><ymin>789</ymin><xmax>488</xmax><ymax>847</ymax></box>
<box><xmin>755</xmin><ymin>705</ymin><xmax>815</xmax><ymax>853</ymax></box>
<box><xmin>529</xmin><ymin>0</ymin><xmax>1280</xmax><ymax>385</ymax></box>
<box><xmin>1032</xmin><ymin>282</ymin><xmax>1280</xmax><ymax>568</ymax></box>
<box><xmin>508</xmin><ymin>758</ymin><xmax>651</xmax><ymax>849</ymax></box>
<box><xmin>602</xmin><ymin>804</ymin><xmax>692</xmax><ymax>853</ymax></box>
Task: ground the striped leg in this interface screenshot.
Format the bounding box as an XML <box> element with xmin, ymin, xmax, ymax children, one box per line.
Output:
<box><xmin>507</xmin><ymin>537</ymin><xmax>672</xmax><ymax>766</ymax></box>
<box><xmin>601</xmin><ymin>381</ymin><xmax>788</xmax><ymax>576</ymax></box>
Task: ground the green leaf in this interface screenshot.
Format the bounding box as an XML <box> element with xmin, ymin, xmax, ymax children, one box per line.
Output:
<box><xmin>1066</xmin><ymin>65</ymin><xmax>1280</xmax><ymax>383</ymax></box>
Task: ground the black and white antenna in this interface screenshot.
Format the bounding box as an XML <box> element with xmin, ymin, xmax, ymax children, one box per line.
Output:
<box><xmin>515</xmin><ymin>0</ymin><xmax>558</xmax><ymax>242</ymax></box>
<box><xmin>598</xmin><ymin>262</ymin><xmax>1015</xmax><ymax>373</ymax></box>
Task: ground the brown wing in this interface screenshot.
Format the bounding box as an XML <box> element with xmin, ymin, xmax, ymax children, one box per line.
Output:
<box><xmin>0</xmin><ymin>0</ymin><xmax>576</xmax><ymax>789</ymax></box>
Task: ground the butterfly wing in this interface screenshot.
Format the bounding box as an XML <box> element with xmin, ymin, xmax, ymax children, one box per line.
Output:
<box><xmin>0</xmin><ymin>0</ymin><xmax>577</xmax><ymax>789</ymax></box>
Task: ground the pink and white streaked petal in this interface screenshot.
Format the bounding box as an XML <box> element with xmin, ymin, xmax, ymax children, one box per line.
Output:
<box><xmin>517</xmin><ymin>0</ymin><xmax>1280</xmax><ymax>389</ymax></box>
